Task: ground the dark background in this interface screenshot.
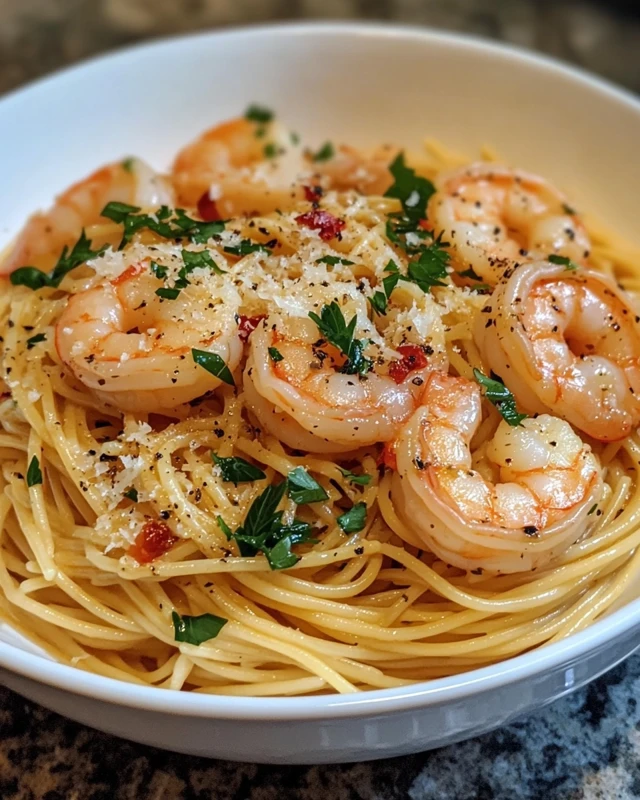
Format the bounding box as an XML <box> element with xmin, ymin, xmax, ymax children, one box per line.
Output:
<box><xmin>1</xmin><ymin>1</ymin><xmax>640</xmax><ymax>798</ymax></box>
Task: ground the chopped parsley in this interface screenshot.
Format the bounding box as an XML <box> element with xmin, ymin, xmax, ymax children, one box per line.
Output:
<box><xmin>155</xmin><ymin>287</ymin><xmax>181</xmax><ymax>300</ymax></box>
<box><xmin>384</xmin><ymin>152</ymin><xmax>435</xmax><ymax>225</ymax></box>
<box><xmin>312</xmin><ymin>141</ymin><xmax>335</xmax><ymax>162</ymax></box>
<box><xmin>244</xmin><ymin>104</ymin><xmax>274</xmax><ymax>124</ymax></box>
<box><xmin>337</xmin><ymin>502</ymin><xmax>367</xmax><ymax>533</ymax></box>
<box><xmin>548</xmin><ymin>253</ymin><xmax>579</xmax><ymax>271</ymax></box>
<box><xmin>172</xmin><ymin>611</ymin><xmax>227</xmax><ymax>646</ymax></box>
<box><xmin>27</xmin><ymin>456</ymin><xmax>42</xmax><ymax>487</ymax></box>
<box><xmin>371</xmin><ymin>259</ymin><xmax>402</xmax><ymax>314</ymax></box>
<box><xmin>151</xmin><ymin>261</ymin><xmax>168</xmax><ymax>280</ymax></box>
<box><xmin>26</xmin><ymin>333</ymin><xmax>46</xmax><ymax>350</ymax></box>
<box><xmin>338</xmin><ymin>468</ymin><xmax>371</xmax><ymax>486</ymax></box>
<box><xmin>268</xmin><ymin>347</ymin><xmax>284</xmax><ymax>363</ymax></box>
<box><xmin>315</xmin><ymin>255</ymin><xmax>354</xmax><ymax>266</ymax></box>
<box><xmin>217</xmin><ymin>482</ymin><xmax>315</xmax><ymax>570</ymax></box>
<box><xmin>121</xmin><ymin>157</ymin><xmax>134</xmax><ymax>173</ymax></box>
<box><xmin>192</xmin><ymin>349</ymin><xmax>235</xmax><ymax>387</ymax></box>
<box><xmin>473</xmin><ymin>369</ymin><xmax>527</xmax><ymax>427</ymax></box>
<box><xmin>223</xmin><ymin>240</ymin><xmax>272</xmax><ymax>257</ymax></box>
<box><xmin>290</xmin><ymin>131</ymin><xmax>300</xmax><ymax>145</ymax></box>
<box><xmin>182</xmin><ymin>248</ymin><xmax>226</xmax><ymax>275</ymax></box>
<box><xmin>287</xmin><ymin>467</ymin><xmax>329</xmax><ymax>505</ymax></box>
<box><xmin>263</xmin><ymin>142</ymin><xmax>278</xmax><ymax>159</ymax></box>
<box><xmin>562</xmin><ymin>203</ymin><xmax>576</xmax><ymax>215</ymax></box>
<box><xmin>101</xmin><ymin>202</ymin><xmax>225</xmax><ymax>248</ymax></box>
<box><xmin>11</xmin><ymin>230</ymin><xmax>107</xmax><ymax>290</ymax></box>
<box><xmin>124</xmin><ymin>488</ymin><xmax>138</xmax><ymax>502</ymax></box>
<box><xmin>405</xmin><ymin>238</ymin><xmax>449</xmax><ymax>291</ymax></box>
<box><xmin>308</xmin><ymin>302</ymin><xmax>371</xmax><ymax>376</ymax></box>
<box><xmin>212</xmin><ymin>453</ymin><xmax>266</xmax><ymax>484</ymax></box>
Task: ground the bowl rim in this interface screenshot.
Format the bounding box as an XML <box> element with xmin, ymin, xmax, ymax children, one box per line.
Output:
<box><xmin>2</xmin><ymin>20</ymin><xmax>640</xmax><ymax>721</ymax></box>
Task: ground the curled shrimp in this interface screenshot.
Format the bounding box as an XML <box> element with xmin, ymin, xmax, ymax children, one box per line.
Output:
<box><xmin>55</xmin><ymin>263</ymin><xmax>243</xmax><ymax>412</ymax></box>
<box><xmin>313</xmin><ymin>143</ymin><xmax>398</xmax><ymax>196</ymax></box>
<box><xmin>2</xmin><ymin>159</ymin><xmax>174</xmax><ymax>275</ymax></box>
<box><xmin>172</xmin><ymin>117</ymin><xmax>307</xmax><ymax>216</ymax></box>
<box><xmin>244</xmin><ymin>314</ymin><xmax>439</xmax><ymax>453</ymax></box>
<box><xmin>428</xmin><ymin>163</ymin><xmax>590</xmax><ymax>284</ymax></box>
<box><xmin>477</xmin><ymin>260</ymin><xmax>640</xmax><ymax>442</ymax></box>
<box><xmin>390</xmin><ymin>372</ymin><xmax>602</xmax><ymax>574</ymax></box>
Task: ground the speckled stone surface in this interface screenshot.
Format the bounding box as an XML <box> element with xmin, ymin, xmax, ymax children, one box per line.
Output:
<box><xmin>1</xmin><ymin>1</ymin><xmax>640</xmax><ymax>798</ymax></box>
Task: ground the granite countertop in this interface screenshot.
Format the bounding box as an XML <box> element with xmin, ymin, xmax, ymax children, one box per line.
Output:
<box><xmin>1</xmin><ymin>2</ymin><xmax>640</xmax><ymax>798</ymax></box>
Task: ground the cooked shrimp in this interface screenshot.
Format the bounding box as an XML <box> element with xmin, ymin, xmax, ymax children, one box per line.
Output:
<box><xmin>428</xmin><ymin>163</ymin><xmax>590</xmax><ymax>284</ymax></box>
<box><xmin>312</xmin><ymin>143</ymin><xmax>398</xmax><ymax>196</ymax></box>
<box><xmin>390</xmin><ymin>372</ymin><xmax>602</xmax><ymax>573</ymax></box>
<box><xmin>172</xmin><ymin>117</ymin><xmax>307</xmax><ymax>216</ymax></box>
<box><xmin>477</xmin><ymin>260</ymin><xmax>640</xmax><ymax>442</ymax></box>
<box><xmin>244</xmin><ymin>314</ymin><xmax>437</xmax><ymax>453</ymax></box>
<box><xmin>56</xmin><ymin>263</ymin><xmax>243</xmax><ymax>412</ymax></box>
<box><xmin>2</xmin><ymin>159</ymin><xmax>174</xmax><ymax>275</ymax></box>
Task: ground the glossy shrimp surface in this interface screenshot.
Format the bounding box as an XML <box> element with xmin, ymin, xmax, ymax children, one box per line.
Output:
<box><xmin>244</xmin><ymin>314</ymin><xmax>437</xmax><ymax>453</ymax></box>
<box><xmin>2</xmin><ymin>159</ymin><xmax>174</xmax><ymax>275</ymax></box>
<box><xmin>55</xmin><ymin>262</ymin><xmax>243</xmax><ymax>412</ymax></box>
<box><xmin>428</xmin><ymin>163</ymin><xmax>590</xmax><ymax>284</ymax></box>
<box><xmin>172</xmin><ymin>117</ymin><xmax>307</xmax><ymax>216</ymax></box>
<box><xmin>390</xmin><ymin>372</ymin><xmax>603</xmax><ymax>573</ymax></box>
<box><xmin>477</xmin><ymin>260</ymin><xmax>640</xmax><ymax>442</ymax></box>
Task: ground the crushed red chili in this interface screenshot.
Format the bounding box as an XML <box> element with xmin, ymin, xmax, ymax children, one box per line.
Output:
<box><xmin>113</xmin><ymin>263</ymin><xmax>143</xmax><ymax>286</ymax></box>
<box><xmin>388</xmin><ymin>345</ymin><xmax>428</xmax><ymax>384</ymax></box>
<box><xmin>303</xmin><ymin>185</ymin><xmax>323</xmax><ymax>203</ymax></box>
<box><xmin>129</xmin><ymin>519</ymin><xmax>177</xmax><ymax>564</ymax></box>
<box><xmin>295</xmin><ymin>209</ymin><xmax>345</xmax><ymax>241</ymax></box>
<box><xmin>418</xmin><ymin>219</ymin><xmax>433</xmax><ymax>231</ymax></box>
<box><xmin>237</xmin><ymin>314</ymin><xmax>266</xmax><ymax>342</ymax></box>
<box><xmin>197</xmin><ymin>192</ymin><xmax>221</xmax><ymax>222</ymax></box>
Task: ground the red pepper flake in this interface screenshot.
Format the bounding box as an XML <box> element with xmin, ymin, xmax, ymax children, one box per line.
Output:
<box><xmin>129</xmin><ymin>519</ymin><xmax>177</xmax><ymax>564</ymax></box>
<box><xmin>388</xmin><ymin>345</ymin><xmax>428</xmax><ymax>384</ymax></box>
<box><xmin>197</xmin><ymin>192</ymin><xmax>221</xmax><ymax>222</ymax></box>
<box><xmin>112</xmin><ymin>263</ymin><xmax>144</xmax><ymax>286</ymax></box>
<box><xmin>377</xmin><ymin>443</ymin><xmax>397</xmax><ymax>472</ymax></box>
<box><xmin>295</xmin><ymin>209</ymin><xmax>345</xmax><ymax>241</ymax></box>
<box><xmin>418</xmin><ymin>219</ymin><xmax>433</xmax><ymax>231</ymax></box>
<box><xmin>303</xmin><ymin>185</ymin><xmax>323</xmax><ymax>203</ymax></box>
<box><xmin>238</xmin><ymin>314</ymin><xmax>266</xmax><ymax>342</ymax></box>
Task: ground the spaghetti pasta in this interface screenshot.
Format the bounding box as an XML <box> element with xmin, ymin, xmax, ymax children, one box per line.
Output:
<box><xmin>1</xmin><ymin>112</ymin><xmax>639</xmax><ymax>696</ymax></box>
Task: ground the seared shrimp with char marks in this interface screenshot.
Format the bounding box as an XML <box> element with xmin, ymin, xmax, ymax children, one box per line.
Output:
<box><xmin>390</xmin><ymin>372</ymin><xmax>603</xmax><ymax>574</ymax></box>
<box><xmin>56</xmin><ymin>262</ymin><xmax>243</xmax><ymax>412</ymax></box>
<box><xmin>244</xmin><ymin>312</ymin><xmax>442</xmax><ymax>453</ymax></box>
<box><xmin>428</xmin><ymin>163</ymin><xmax>590</xmax><ymax>285</ymax></box>
<box><xmin>3</xmin><ymin>159</ymin><xmax>174</xmax><ymax>275</ymax></box>
<box><xmin>477</xmin><ymin>260</ymin><xmax>640</xmax><ymax>442</ymax></box>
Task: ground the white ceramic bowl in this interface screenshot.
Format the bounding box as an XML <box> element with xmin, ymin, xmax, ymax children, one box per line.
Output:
<box><xmin>1</xmin><ymin>22</ymin><xmax>640</xmax><ymax>765</ymax></box>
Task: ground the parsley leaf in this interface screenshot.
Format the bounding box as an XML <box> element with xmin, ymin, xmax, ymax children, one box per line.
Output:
<box><xmin>384</xmin><ymin>153</ymin><xmax>435</xmax><ymax>224</ymax></box>
<box><xmin>263</xmin><ymin>142</ymin><xmax>278</xmax><ymax>159</ymax></box>
<box><xmin>337</xmin><ymin>502</ymin><xmax>367</xmax><ymax>533</ymax></box>
<box><xmin>405</xmin><ymin>239</ymin><xmax>449</xmax><ymax>291</ymax></box>
<box><xmin>121</xmin><ymin>157</ymin><xmax>134</xmax><ymax>173</ymax></box>
<box><xmin>192</xmin><ymin>349</ymin><xmax>235</xmax><ymax>386</ymax></box>
<box><xmin>287</xmin><ymin>467</ymin><xmax>329</xmax><ymax>505</ymax></box>
<box><xmin>182</xmin><ymin>248</ymin><xmax>226</xmax><ymax>275</ymax></box>
<box><xmin>473</xmin><ymin>368</ymin><xmax>527</xmax><ymax>427</ymax></box>
<box><xmin>268</xmin><ymin>347</ymin><xmax>284</xmax><ymax>362</ymax></box>
<box><xmin>308</xmin><ymin>302</ymin><xmax>371</xmax><ymax>376</ymax></box>
<box><xmin>218</xmin><ymin>482</ymin><xmax>316</xmax><ymax>570</ymax></box>
<box><xmin>26</xmin><ymin>333</ymin><xmax>46</xmax><ymax>350</ymax></box>
<box><xmin>27</xmin><ymin>456</ymin><xmax>42</xmax><ymax>487</ymax></box>
<box><xmin>11</xmin><ymin>230</ymin><xmax>107</xmax><ymax>290</ymax></box>
<box><xmin>212</xmin><ymin>453</ymin><xmax>266</xmax><ymax>484</ymax></box>
<box><xmin>172</xmin><ymin>611</ymin><xmax>227</xmax><ymax>646</ymax></box>
<box><xmin>223</xmin><ymin>240</ymin><xmax>272</xmax><ymax>257</ymax></box>
<box><xmin>101</xmin><ymin>202</ymin><xmax>225</xmax><ymax>248</ymax></box>
<box><xmin>124</xmin><ymin>488</ymin><xmax>138</xmax><ymax>502</ymax></box>
<box><xmin>155</xmin><ymin>287</ymin><xmax>181</xmax><ymax>300</ymax></box>
<box><xmin>315</xmin><ymin>255</ymin><xmax>354</xmax><ymax>266</ymax></box>
<box><xmin>312</xmin><ymin>142</ymin><xmax>334</xmax><ymax>162</ymax></box>
<box><xmin>151</xmin><ymin>261</ymin><xmax>168</xmax><ymax>280</ymax></box>
<box><xmin>369</xmin><ymin>259</ymin><xmax>401</xmax><ymax>316</ymax></box>
<box><xmin>562</xmin><ymin>203</ymin><xmax>576</xmax><ymax>215</ymax></box>
<box><xmin>548</xmin><ymin>253</ymin><xmax>579</xmax><ymax>271</ymax></box>
<box><xmin>245</xmin><ymin>104</ymin><xmax>274</xmax><ymax>124</ymax></box>
<box><xmin>338</xmin><ymin>468</ymin><xmax>371</xmax><ymax>486</ymax></box>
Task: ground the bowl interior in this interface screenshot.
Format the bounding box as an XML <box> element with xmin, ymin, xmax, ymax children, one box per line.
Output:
<box><xmin>1</xmin><ymin>22</ymin><xmax>640</xmax><ymax>682</ymax></box>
